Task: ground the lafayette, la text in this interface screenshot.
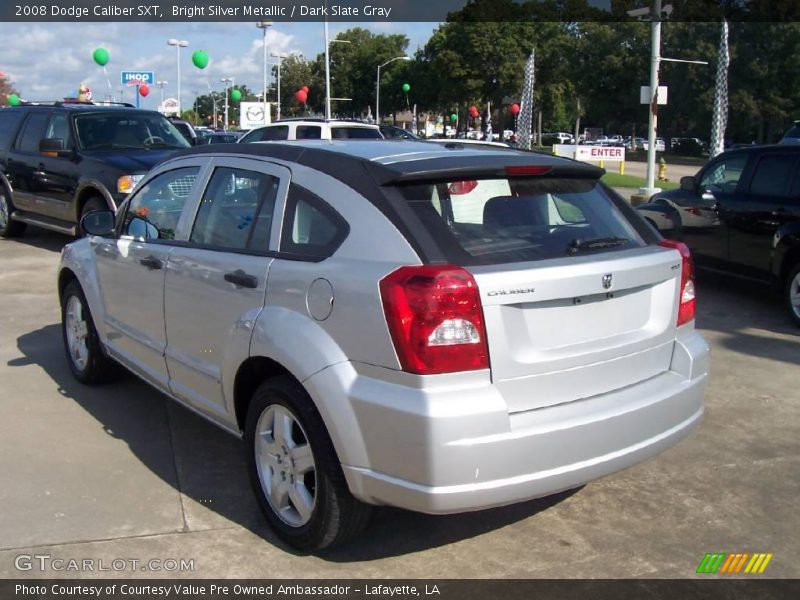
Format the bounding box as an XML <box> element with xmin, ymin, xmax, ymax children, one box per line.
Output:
<box><xmin>174</xmin><ymin>4</ymin><xmax>393</xmax><ymax>18</ymax></box>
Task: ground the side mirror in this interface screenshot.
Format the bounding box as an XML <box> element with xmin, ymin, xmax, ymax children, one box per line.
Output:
<box><xmin>39</xmin><ymin>138</ymin><xmax>70</xmax><ymax>157</ymax></box>
<box><xmin>680</xmin><ymin>176</ymin><xmax>695</xmax><ymax>191</ymax></box>
<box><xmin>80</xmin><ymin>210</ymin><xmax>115</xmax><ymax>237</ymax></box>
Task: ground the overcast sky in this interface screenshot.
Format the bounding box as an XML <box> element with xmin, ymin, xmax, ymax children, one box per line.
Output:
<box><xmin>0</xmin><ymin>21</ymin><xmax>438</xmax><ymax>107</ymax></box>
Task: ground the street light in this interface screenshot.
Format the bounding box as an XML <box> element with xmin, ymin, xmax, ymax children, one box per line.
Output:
<box><xmin>271</xmin><ymin>52</ymin><xmax>288</xmax><ymax>120</ymax></box>
<box><xmin>167</xmin><ymin>39</ymin><xmax>188</xmax><ymax>114</ymax></box>
<box><xmin>156</xmin><ymin>80</ymin><xmax>168</xmax><ymax>110</ymax></box>
<box><xmin>220</xmin><ymin>77</ymin><xmax>234</xmax><ymax>131</ymax></box>
<box><xmin>376</xmin><ymin>56</ymin><xmax>411</xmax><ymax>124</ymax></box>
<box><xmin>256</xmin><ymin>21</ymin><xmax>272</xmax><ymax>127</ymax></box>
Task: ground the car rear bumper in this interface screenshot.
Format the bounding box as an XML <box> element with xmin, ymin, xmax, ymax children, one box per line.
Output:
<box><xmin>306</xmin><ymin>330</ymin><xmax>709</xmax><ymax>515</ymax></box>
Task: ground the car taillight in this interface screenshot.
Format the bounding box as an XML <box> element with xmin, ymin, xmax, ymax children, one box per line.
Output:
<box><xmin>686</xmin><ymin>207</ymin><xmax>702</xmax><ymax>216</ymax></box>
<box><xmin>380</xmin><ymin>265</ymin><xmax>489</xmax><ymax>375</ymax></box>
<box><xmin>659</xmin><ymin>240</ymin><xmax>696</xmax><ymax>326</ymax></box>
<box><xmin>448</xmin><ymin>180</ymin><xmax>478</xmax><ymax>195</ymax></box>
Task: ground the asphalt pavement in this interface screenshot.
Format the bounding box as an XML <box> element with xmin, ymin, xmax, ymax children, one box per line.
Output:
<box><xmin>0</xmin><ymin>229</ymin><xmax>797</xmax><ymax>579</ymax></box>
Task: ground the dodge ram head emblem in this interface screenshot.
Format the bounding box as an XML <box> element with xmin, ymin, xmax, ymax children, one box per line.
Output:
<box><xmin>602</xmin><ymin>273</ymin><xmax>613</xmax><ymax>289</ymax></box>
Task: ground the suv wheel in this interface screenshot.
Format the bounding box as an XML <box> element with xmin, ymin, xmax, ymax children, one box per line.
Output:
<box><xmin>61</xmin><ymin>280</ymin><xmax>119</xmax><ymax>383</ymax></box>
<box><xmin>0</xmin><ymin>188</ymin><xmax>27</xmax><ymax>238</ymax></box>
<box><xmin>785</xmin><ymin>263</ymin><xmax>800</xmax><ymax>327</ymax></box>
<box><xmin>245</xmin><ymin>376</ymin><xmax>372</xmax><ymax>551</ymax></box>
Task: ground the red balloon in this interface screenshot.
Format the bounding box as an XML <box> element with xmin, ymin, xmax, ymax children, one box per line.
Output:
<box><xmin>469</xmin><ymin>105</ymin><xmax>478</xmax><ymax>114</ymax></box>
<box><xmin>301</xmin><ymin>85</ymin><xmax>309</xmax><ymax>93</ymax></box>
<box><xmin>295</xmin><ymin>89</ymin><xmax>307</xmax><ymax>104</ymax></box>
<box><xmin>139</xmin><ymin>84</ymin><xmax>150</xmax><ymax>98</ymax></box>
<box><xmin>510</xmin><ymin>103</ymin><xmax>520</xmax><ymax>115</ymax></box>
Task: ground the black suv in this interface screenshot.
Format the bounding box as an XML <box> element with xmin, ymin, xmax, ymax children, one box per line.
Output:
<box><xmin>653</xmin><ymin>145</ymin><xmax>800</xmax><ymax>325</ymax></box>
<box><xmin>0</xmin><ymin>102</ymin><xmax>189</xmax><ymax>238</ymax></box>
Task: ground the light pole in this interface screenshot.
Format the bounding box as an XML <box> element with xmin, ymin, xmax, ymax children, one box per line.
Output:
<box><xmin>256</xmin><ymin>21</ymin><xmax>272</xmax><ymax>127</ymax></box>
<box><xmin>376</xmin><ymin>56</ymin><xmax>411</xmax><ymax>125</ymax></box>
<box><xmin>220</xmin><ymin>77</ymin><xmax>233</xmax><ymax>131</ymax></box>
<box><xmin>167</xmin><ymin>39</ymin><xmax>188</xmax><ymax>113</ymax></box>
<box><xmin>271</xmin><ymin>52</ymin><xmax>288</xmax><ymax>120</ymax></box>
<box><xmin>156</xmin><ymin>80</ymin><xmax>168</xmax><ymax>110</ymax></box>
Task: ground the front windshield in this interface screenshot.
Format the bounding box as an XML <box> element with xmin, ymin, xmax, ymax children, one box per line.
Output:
<box><xmin>75</xmin><ymin>113</ymin><xmax>191</xmax><ymax>150</ymax></box>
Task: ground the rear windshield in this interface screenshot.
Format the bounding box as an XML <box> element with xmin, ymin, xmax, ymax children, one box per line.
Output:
<box><xmin>331</xmin><ymin>126</ymin><xmax>382</xmax><ymax>139</ymax></box>
<box><xmin>396</xmin><ymin>177</ymin><xmax>645</xmax><ymax>266</ymax></box>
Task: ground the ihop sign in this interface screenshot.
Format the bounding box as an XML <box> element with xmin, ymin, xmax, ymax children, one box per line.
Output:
<box><xmin>120</xmin><ymin>71</ymin><xmax>155</xmax><ymax>86</ymax></box>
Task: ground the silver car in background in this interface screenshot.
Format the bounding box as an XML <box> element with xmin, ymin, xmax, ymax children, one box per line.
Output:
<box><xmin>59</xmin><ymin>141</ymin><xmax>709</xmax><ymax>550</ymax></box>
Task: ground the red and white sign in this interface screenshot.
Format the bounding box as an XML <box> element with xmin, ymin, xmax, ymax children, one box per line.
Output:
<box><xmin>575</xmin><ymin>145</ymin><xmax>625</xmax><ymax>162</ymax></box>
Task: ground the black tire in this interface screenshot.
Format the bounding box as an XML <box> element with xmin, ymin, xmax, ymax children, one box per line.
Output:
<box><xmin>785</xmin><ymin>263</ymin><xmax>800</xmax><ymax>328</ymax></box>
<box><xmin>61</xmin><ymin>280</ymin><xmax>120</xmax><ymax>384</ymax></box>
<box><xmin>0</xmin><ymin>186</ymin><xmax>27</xmax><ymax>238</ymax></box>
<box><xmin>245</xmin><ymin>376</ymin><xmax>372</xmax><ymax>551</ymax></box>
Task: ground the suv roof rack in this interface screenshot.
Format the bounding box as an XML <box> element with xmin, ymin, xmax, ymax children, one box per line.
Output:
<box><xmin>13</xmin><ymin>100</ymin><xmax>136</xmax><ymax>108</ymax></box>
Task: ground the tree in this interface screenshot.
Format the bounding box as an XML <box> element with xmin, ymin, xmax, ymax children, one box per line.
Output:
<box><xmin>0</xmin><ymin>72</ymin><xmax>20</xmax><ymax>105</ymax></box>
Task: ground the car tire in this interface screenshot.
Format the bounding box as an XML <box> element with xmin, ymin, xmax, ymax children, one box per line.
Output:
<box><xmin>245</xmin><ymin>376</ymin><xmax>372</xmax><ymax>551</ymax></box>
<box><xmin>0</xmin><ymin>187</ymin><xmax>27</xmax><ymax>238</ymax></box>
<box><xmin>61</xmin><ymin>280</ymin><xmax>120</xmax><ymax>384</ymax></box>
<box><xmin>785</xmin><ymin>263</ymin><xmax>800</xmax><ymax>328</ymax></box>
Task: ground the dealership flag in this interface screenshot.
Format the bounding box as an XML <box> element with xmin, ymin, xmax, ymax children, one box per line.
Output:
<box><xmin>517</xmin><ymin>50</ymin><xmax>535</xmax><ymax>150</ymax></box>
<box><xmin>710</xmin><ymin>21</ymin><xmax>730</xmax><ymax>158</ymax></box>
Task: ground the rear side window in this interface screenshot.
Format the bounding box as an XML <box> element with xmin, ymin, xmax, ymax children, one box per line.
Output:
<box><xmin>280</xmin><ymin>184</ymin><xmax>348</xmax><ymax>260</ymax></box>
<box><xmin>0</xmin><ymin>110</ymin><xmax>24</xmax><ymax>150</ymax></box>
<box><xmin>244</xmin><ymin>126</ymin><xmax>289</xmax><ymax>142</ymax></box>
<box><xmin>296</xmin><ymin>126</ymin><xmax>321</xmax><ymax>140</ymax></box>
<box><xmin>331</xmin><ymin>127</ymin><xmax>382</xmax><ymax>139</ymax></box>
<box><xmin>16</xmin><ymin>112</ymin><xmax>49</xmax><ymax>153</ymax></box>
<box><xmin>190</xmin><ymin>167</ymin><xmax>279</xmax><ymax>251</ymax></box>
<box><xmin>396</xmin><ymin>177</ymin><xmax>645</xmax><ymax>266</ymax></box>
<box><xmin>749</xmin><ymin>155</ymin><xmax>798</xmax><ymax>197</ymax></box>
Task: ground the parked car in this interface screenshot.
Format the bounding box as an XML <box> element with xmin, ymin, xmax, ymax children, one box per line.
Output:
<box><xmin>0</xmin><ymin>102</ymin><xmax>190</xmax><ymax>238</ymax></box>
<box><xmin>167</xmin><ymin>116</ymin><xmax>199</xmax><ymax>145</ymax></box>
<box><xmin>635</xmin><ymin>200</ymin><xmax>683</xmax><ymax>237</ymax></box>
<box><xmin>541</xmin><ymin>132</ymin><xmax>574</xmax><ymax>145</ymax></box>
<box><xmin>238</xmin><ymin>119</ymin><xmax>382</xmax><ymax>143</ymax></box>
<box><xmin>200</xmin><ymin>132</ymin><xmax>243</xmax><ymax>144</ymax></box>
<box><xmin>379</xmin><ymin>125</ymin><xmax>419</xmax><ymax>140</ymax></box>
<box><xmin>653</xmin><ymin>145</ymin><xmax>800</xmax><ymax>325</ymax></box>
<box><xmin>643</xmin><ymin>138</ymin><xmax>666</xmax><ymax>152</ymax></box>
<box><xmin>61</xmin><ymin>140</ymin><xmax>708</xmax><ymax>550</ymax></box>
<box><xmin>779</xmin><ymin>120</ymin><xmax>800</xmax><ymax>145</ymax></box>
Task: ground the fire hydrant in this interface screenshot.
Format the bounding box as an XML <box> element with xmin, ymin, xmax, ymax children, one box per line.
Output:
<box><xmin>658</xmin><ymin>157</ymin><xmax>669</xmax><ymax>182</ymax></box>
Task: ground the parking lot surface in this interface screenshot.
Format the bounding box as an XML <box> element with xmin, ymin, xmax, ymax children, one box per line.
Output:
<box><xmin>0</xmin><ymin>230</ymin><xmax>797</xmax><ymax>579</ymax></box>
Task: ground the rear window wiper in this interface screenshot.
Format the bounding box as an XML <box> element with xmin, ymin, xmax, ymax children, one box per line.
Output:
<box><xmin>567</xmin><ymin>236</ymin><xmax>629</xmax><ymax>255</ymax></box>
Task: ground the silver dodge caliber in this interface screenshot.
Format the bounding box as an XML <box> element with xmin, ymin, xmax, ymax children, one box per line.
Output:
<box><xmin>58</xmin><ymin>140</ymin><xmax>709</xmax><ymax>550</ymax></box>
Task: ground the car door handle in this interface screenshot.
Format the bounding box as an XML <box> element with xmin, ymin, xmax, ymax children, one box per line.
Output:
<box><xmin>139</xmin><ymin>256</ymin><xmax>163</xmax><ymax>270</ymax></box>
<box><xmin>224</xmin><ymin>270</ymin><xmax>258</xmax><ymax>288</ymax></box>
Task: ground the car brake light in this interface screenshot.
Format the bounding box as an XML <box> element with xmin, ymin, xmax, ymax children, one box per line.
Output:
<box><xmin>505</xmin><ymin>165</ymin><xmax>552</xmax><ymax>176</ymax></box>
<box><xmin>448</xmin><ymin>180</ymin><xmax>478</xmax><ymax>195</ymax></box>
<box><xmin>659</xmin><ymin>240</ymin><xmax>696</xmax><ymax>326</ymax></box>
<box><xmin>380</xmin><ymin>265</ymin><xmax>489</xmax><ymax>375</ymax></box>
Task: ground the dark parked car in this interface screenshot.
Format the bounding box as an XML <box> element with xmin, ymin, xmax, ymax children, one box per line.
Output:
<box><xmin>200</xmin><ymin>132</ymin><xmax>243</xmax><ymax>144</ymax></box>
<box><xmin>167</xmin><ymin>116</ymin><xmax>199</xmax><ymax>145</ymax></box>
<box><xmin>0</xmin><ymin>102</ymin><xmax>189</xmax><ymax>238</ymax></box>
<box><xmin>653</xmin><ymin>145</ymin><xmax>800</xmax><ymax>325</ymax></box>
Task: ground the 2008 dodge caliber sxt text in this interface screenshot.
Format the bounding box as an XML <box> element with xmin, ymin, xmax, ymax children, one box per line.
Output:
<box><xmin>58</xmin><ymin>140</ymin><xmax>709</xmax><ymax>550</ymax></box>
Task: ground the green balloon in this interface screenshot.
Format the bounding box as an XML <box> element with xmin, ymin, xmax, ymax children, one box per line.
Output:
<box><xmin>93</xmin><ymin>47</ymin><xmax>109</xmax><ymax>67</ymax></box>
<box><xmin>402</xmin><ymin>83</ymin><xmax>410</xmax><ymax>93</ymax></box>
<box><xmin>192</xmin><ymin>50</ymin><xmax>209</xmax><ymax>70</ymax></box>
<box><xmin>450</xmin><ymin>113</ymin><xmax>458</xmax><ymax>122</ymax></box>
<box><xmin>231</xmin><ymin>89</ymin><xmax>242</xmax><ymax>102</ymax></box>
<box><xmin>8</xmin><ymin>94</ymin><xmax>20</xmax><ymax>106</ymax></box>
